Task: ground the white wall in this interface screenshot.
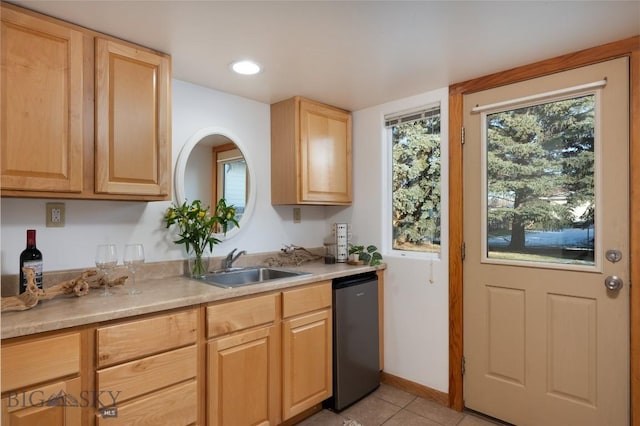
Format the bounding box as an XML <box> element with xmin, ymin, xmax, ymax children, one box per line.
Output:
<box><xmin>0</xmin><ymin>80</ymin><xmax>329</xmax><ymax>276</ymax></box>
<box><xmin>328</xmin><ymin>87</ymin><xmax>450</xmax><ymax>392</ymax></box>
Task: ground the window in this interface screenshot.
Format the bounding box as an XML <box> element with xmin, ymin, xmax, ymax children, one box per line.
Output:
<box><xmin>484</xmin><ymin>94</ymin><xmax>596</xmax><ymax>265</ymax></box>
<box><xmin>386</xmin><ymin>104</ymin><xmax>441</xmax><ymax>254</ymax></box>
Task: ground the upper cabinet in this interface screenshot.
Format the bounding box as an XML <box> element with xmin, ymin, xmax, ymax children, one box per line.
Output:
<box><xmin>0</xmin><ymin>3</ymin><xmax>171</xmax><ymax>201</ymax></box>
<box><xmin>0</xmin><ymin>7</ymin><xmax>84</xmax><ymax>194</ymax></box>
<box><xmin>95</xmin><ymin>38</ymin><xmax>171</xmax><ymax>196</ymax></box>
<box><xmin>271</xmin><ymin>97</ymin><xmax>352</xmax><ymax>205</ymax></box>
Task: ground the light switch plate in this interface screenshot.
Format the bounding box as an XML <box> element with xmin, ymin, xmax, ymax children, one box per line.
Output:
<box><xmin>46</xmin><ymin>202</ymin><xmax>65</xmax><ymax>227</ymax></box>
<box><xmin>293</xmin><ymin>207</ymin><xmax>301</xmax><ymax>223</ymax></box>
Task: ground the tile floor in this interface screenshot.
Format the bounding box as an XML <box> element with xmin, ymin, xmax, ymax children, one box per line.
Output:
<box><xmin>297</xmin><ymin>383</ymin><xmax>508</xmax><ymax>426</ymax></box>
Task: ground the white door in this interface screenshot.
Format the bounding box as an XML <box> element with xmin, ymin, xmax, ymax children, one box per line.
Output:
<box><xmin>463</xmin><ymin>58</ymin><xmax>629</xmax><ymax>426</ymax></box>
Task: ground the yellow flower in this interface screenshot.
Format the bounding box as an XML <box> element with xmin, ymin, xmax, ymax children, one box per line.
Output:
<box><xmin>163</xmin><ymin>199</ymin><xmax>239</xmax><ymax>261</ymax></box>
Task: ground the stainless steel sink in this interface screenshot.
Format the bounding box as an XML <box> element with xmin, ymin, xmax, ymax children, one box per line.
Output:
<box><xmin>198</xmin><ymin>267</ymin><xmax>310</xmax><ymax>288</ymax></box>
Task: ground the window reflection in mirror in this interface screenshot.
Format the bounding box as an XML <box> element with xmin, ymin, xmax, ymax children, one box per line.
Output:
<box><xmin>184</xmin><ymin>135</ymin><xmax>248</xmax><ymax>229</ymax></box>
<box><xmin>212</xmin><ymin>144</ymin><xmax>247</xmax><ymax>228</ymax></box>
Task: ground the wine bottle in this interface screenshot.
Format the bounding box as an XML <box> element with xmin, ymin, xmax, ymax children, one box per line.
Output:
<box><xmin>19</xmin><ymin>229</ymin><xmax>43</xmax><ymax>293</ymax></box>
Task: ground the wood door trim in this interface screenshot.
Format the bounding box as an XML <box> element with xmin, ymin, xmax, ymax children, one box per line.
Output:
<box><xmin>450</xmin><ymin>36</ymin><xmax>640</xmax><ymax>96</ymax></box>
<box><xmin>447</xmin><ymin>36</ymin><xmax>640</xmax><ymax>425</ymax></box>
<box><xmin>632</xmin><ymin>46</ymin><xmax>640</xmax><ymax>426</ymax></box>
<box><xmin>448</xmin><ymin>90</ymin><xmax>465</xmax><ymax>412</ymax></box>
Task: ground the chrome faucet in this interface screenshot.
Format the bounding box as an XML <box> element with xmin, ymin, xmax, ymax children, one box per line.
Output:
<box><xmin>223</xmin><ymin>248</ymin><xmax>246</xmax><ymax>269</ymax></box>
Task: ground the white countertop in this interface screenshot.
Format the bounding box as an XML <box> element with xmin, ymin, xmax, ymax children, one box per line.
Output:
<box><xmin>1</xmin><ymin>262</ymin><xmax>383</xmax><ymax>339</ymax></box>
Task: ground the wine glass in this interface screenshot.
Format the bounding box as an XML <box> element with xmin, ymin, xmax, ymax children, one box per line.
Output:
<box><xmin>95</xmin><ymin>244</ymin><xmax>118</xmax><ymax>297</ymax></box>
<box><xmin>124</xmin><ymin>244</ymin><xmax>145</xmax><ymax>295</ymax></box>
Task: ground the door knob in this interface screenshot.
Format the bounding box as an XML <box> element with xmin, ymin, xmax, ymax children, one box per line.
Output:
<box><xmin>605</xmin><ymin>249</ymin><xmax>622</xmax><ymax>263</ymax></box>
<box><xmin>604</xmin><ymin>275</ymin><xmax>624</xmax><ymax>291</ymax></box>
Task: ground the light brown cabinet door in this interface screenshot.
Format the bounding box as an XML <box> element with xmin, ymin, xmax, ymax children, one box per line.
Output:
<box><xmin>0</xmin><ymin>6</ymin><xmax>83</xmax><ymax>193</ymax></box>
<box><xmin>1</xmin><ymin>377</ymin><xmax>81</xmax><ymax>426</ymax></box>
<box><xmin>282</xmin><ymin>308</ymin><xmax>332</xmax><ymax>420</ymax></box>
<box><xmin>271</xmin><ymin>97</ymin><xmax>352</xmax><ymax>205</ymax></box>
<box><xmin>95</xmin><ymin>38</ymin><xmax>170</xmax><ymax>196</ymax></box>
<box><xmin>207</xmin><ymin>325</ymin><xmax>278</xmax><ymax>426</ymax></box>
<box><xmin>299</xmin><ymin>100</ymin><xmax>352</xmax><ymax>204</ymax></box>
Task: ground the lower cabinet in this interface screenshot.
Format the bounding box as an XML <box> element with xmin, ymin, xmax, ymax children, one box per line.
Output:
<box><xmin>206</xmin><ymin>282</ymin><xmax>333</xmax><ymax>425</ymax></box>
<box><xmin>281</xmin><ymin>282</ymin><xmax>333</xmax><ymax>421</ymax></box>
<box><xmin>0</xmin><ymin>277</ymin><xmax>350</xmax><ymax>426</ymax></box>
<box><xmin>206</xmin><ymin>293</ymin><xmax>279</xmax><ymax>425</ymax></box>
<box><xmin>95</xmin><ymin>308</ymin><xmax>199</xmax><ymax>425</ymax></box>
<box><xmin>1</xmin><ymin>331</ymin><xmax>83</xmax><ymax>426</ymax></box>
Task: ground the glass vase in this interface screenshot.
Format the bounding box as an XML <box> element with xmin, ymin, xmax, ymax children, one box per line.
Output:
<box><xmin>188</xmin><ymin>247</ymin><xmax>210</xmax><ymax>278</ymax></box>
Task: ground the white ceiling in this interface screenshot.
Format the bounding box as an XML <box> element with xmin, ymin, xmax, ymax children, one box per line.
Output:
<box><xmin>12</xmin><ymin>1</ymin><xmax>640</xmax><ymax>111</ymax></box>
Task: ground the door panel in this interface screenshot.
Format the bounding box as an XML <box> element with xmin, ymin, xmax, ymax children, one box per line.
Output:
<box><xmin>546</xmin><ymin>294</ymin><xmax>597</xmax><ymax>406</ymax></box>
<box><xmin>486</xmin><ymin>286</ymin><xmax>525</xmax><ymax>385</ymax></box>
<box><xmin>463</xmin><ymin>58</ymin><xmax>629</xmax><ymax>426</ymax></box>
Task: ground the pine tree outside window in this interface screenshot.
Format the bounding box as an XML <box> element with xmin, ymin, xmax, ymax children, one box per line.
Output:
<box><xmin>386</xmin><ymin>104</ymin><xmax>441</xmax><ymax>254</ymax></box>
<box><xmin>483</xmin><ymin>94</ymin><xmax>596</xmax><ymax>265</ymax></box>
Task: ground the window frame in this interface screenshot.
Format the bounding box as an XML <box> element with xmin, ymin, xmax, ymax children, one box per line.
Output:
<box><xmin>382</xmin><ymin>92</ymin><xmax>449</xmax><ymax>260</ymax></box>
<box><xmin>479</xmin><ymin>89</ymin><xmax>603</xmax><ymax>272</ymax></box>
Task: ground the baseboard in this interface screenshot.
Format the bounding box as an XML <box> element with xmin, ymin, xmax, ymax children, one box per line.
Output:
<box><xmin>380</xmin><ymin>371</ymin><xmax>449</xmax><ymax>407</ymax></box>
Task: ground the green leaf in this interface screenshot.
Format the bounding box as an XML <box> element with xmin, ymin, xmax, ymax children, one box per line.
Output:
<box><xmin>163</xmin><ymin>198</ymin><xmax>240</xmax><ymax>255</ymax></box>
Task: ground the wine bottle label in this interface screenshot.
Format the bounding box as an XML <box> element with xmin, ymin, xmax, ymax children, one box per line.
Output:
<box><xmin>22</xmin><ymin>260</ymin><xmax>43</xmax><ymax>289</ymax></box>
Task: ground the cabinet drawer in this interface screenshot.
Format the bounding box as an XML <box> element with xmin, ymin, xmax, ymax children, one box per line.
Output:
<box><xmin>282</xmin><ymin>281</ymin><xmax>332</xmax><ymax>319</ymax></box>
<box><xmin>2</xmin><ymin>377</ymin><xmax>81</xmax><ymax>424</ymax></box>
<box><xmin>1</xmin><ymin>332</ymin><xmax>80</xmax><ymax>392</ymax></box>
<box><xmin>96</xmin><ymin>379</ymin><xmax>197</xmax><ymax>426</ymax></box>
<box><xmin>207</xmin><ymin>293</ymin><xmax>277</xmax><ymax>338</ymax></box>
<box><xmin>97</xmin><ymin>309</ymin><xmax>197</xmax><ymax>368</ymax></box>
<box><xmin>97</xmin><ymin>345</ymin><xmax>197</xmax><ymax>404</ymax></box>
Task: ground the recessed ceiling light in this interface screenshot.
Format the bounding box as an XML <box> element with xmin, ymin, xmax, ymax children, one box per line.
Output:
<box><xmin>230</xmin><ymin>60</ymin><xmax>262</xmax><ymax>75</ymax></box>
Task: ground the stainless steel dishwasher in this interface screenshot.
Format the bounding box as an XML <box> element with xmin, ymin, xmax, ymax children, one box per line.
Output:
<box><xmin>328</xmin><ymin>271</ymin><xmax>380</xmax><ymax>411</ymax></box>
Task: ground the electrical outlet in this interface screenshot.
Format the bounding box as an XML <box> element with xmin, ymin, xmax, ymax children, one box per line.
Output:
<box><xmin>46</xmin><ymin>202</ymin><xmax>65</xmax><ymax>227</ymax></box>
<box><xmin>293</xmin><ymin>207</ymin><xmax>301</xmax><ymax>223</ymax></box>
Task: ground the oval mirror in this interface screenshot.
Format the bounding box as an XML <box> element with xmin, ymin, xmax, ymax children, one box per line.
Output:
<box><xmin>175</xmin><ymin>127</ymin><xmax>256</xmax><ymax>240</ymax></box>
